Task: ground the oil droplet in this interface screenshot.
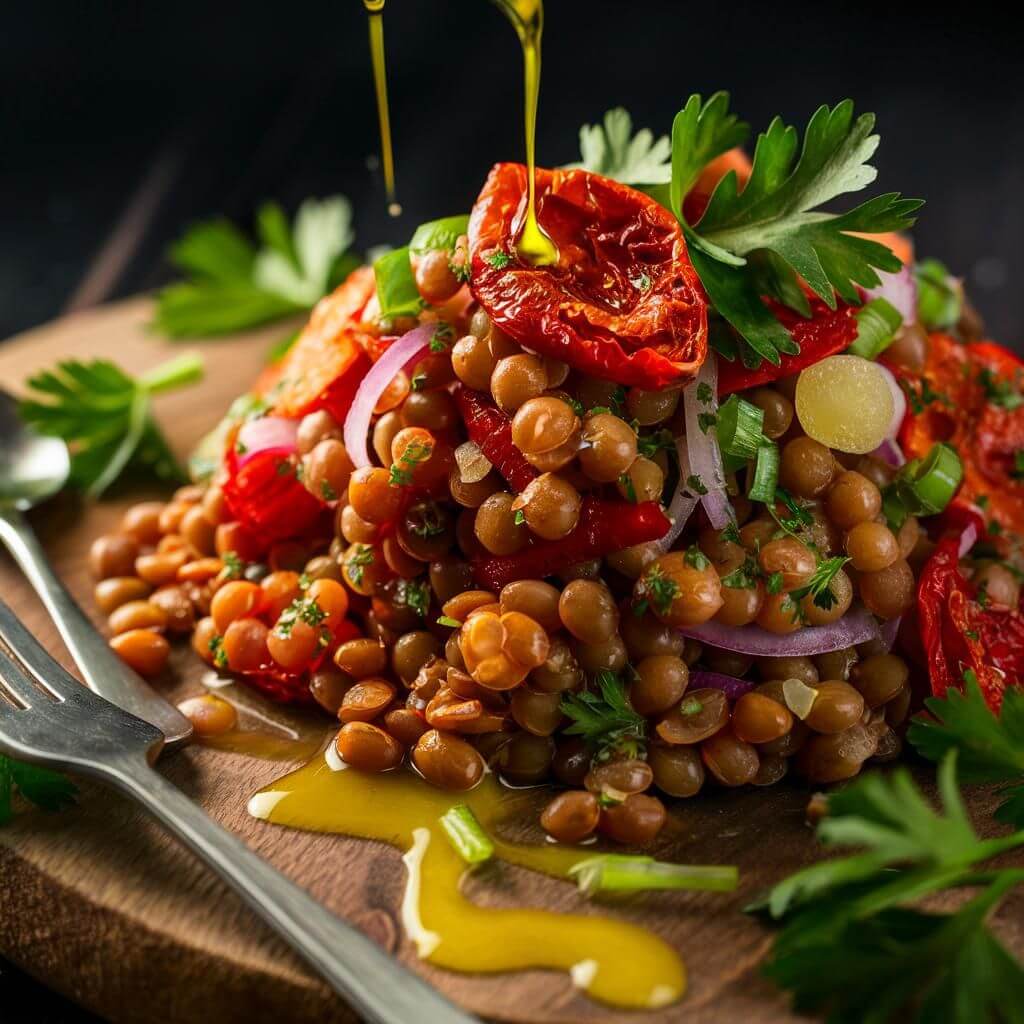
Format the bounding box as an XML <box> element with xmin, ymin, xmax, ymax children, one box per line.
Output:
<box><xmin>250</xmin><ymin>754</ymin><xmax>685</xmax><ymax>1010</ymax></box>
<box><xmin>388</xmin><ymin>202</ymin><xmax>403</xmax><ymax>218</ymax></box>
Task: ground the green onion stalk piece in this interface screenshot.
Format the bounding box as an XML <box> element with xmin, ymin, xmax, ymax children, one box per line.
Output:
<box><xmin>439</xmin><ymin>804</ymin><xmax>494</xmax><ymax>865</ymax></box>
<box><xmin>747</xmin><ymin>442</ymin><xmax>780</xmax><ymax>504</ymax></box>
<box><xmin>882</xmin><ymin>441</ymin><xmax>963</xmax><ymax>528</ymax></box>
<box><xmin>569</xmin><ymin>854</ymin><xmax>739</xmax><ymax>896</ymax></box>
<box><xmin>848</xmin><ymin>297</ymin><xmax>903</xmax><ymax>360</ymax></box>
<box><xmin>717</xmin><ymin>394</ymin><xmax>766</xmax><ymax>460</ymax></box>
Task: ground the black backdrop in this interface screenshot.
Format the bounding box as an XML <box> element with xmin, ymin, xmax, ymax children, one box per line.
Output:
<box><xmin>0</xmin><ymin>0</ymin><xmax>1022</xmax><ymax>1018</ymax></box>
<box><xmin>2</xmin><ymin>0</ymin><xmax>1023</xmax><ymax>346</ymax></box>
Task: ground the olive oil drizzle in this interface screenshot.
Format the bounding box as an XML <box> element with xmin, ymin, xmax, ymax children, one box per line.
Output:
<box><xmin>250</xmin><ymin>754</ymin><xmax>685</xmax><ymax>1009</ymax></box>
<box><xmin>363</xmin><ymin>0</ymin><xmax>401</xmax><ymax>216</ymax></box>
<box><xmin>492</xmin><ymin>0</ymin><xmax>559</xmax><ymax>266</ymax></box>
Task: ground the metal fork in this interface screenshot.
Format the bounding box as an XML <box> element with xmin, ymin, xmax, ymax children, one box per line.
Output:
<box><xmin>0</xmin><ymin>601</ymin><xmax>477</xmax><ymax>1024</ymax></box>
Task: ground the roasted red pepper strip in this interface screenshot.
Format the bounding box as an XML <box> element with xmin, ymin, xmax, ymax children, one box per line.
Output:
<box><xmin>472</xmin><ymin>498</ymin><xmax>670</xmax><ymax>591</ymax></box>
<box><xmin>917</xmin><ymin>523</ymin><xmax>1024</xmax><ymax>712</ymax></box>
<box><xmin>717</xmin><ymin>298</ymin><xmax>858</xmax><ymax>396</ymax></box>
<box><xmin>469</xmin><ymin>163</ymin><xmax>708</xmax><ymax>390</ymax></box>
<box><xmin>894</xmin><ymin>333</ymin><xmax>1024</xmax><ymax>542</ymax></box>
<box><xmin>453</xmin><ymin>385</ymin><xmax>538</xmax><ymax>492</ymax></box>
<box><xmin>222</xmin><ymin>428</ymin><xmax>327</xmax><ymax>544</ymax></box>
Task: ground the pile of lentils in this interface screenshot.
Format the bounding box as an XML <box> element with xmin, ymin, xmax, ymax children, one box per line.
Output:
<box><xmin>82</xmin><ymin>244</ymin><xmax>973</xmax><ymax>847</ymax></box>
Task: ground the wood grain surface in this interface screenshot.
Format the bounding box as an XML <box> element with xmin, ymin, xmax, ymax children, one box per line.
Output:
<box><xmin>0</xmin><ymin>300</ymin><xmax>1021</xmax><ymax>1024</ymax></box>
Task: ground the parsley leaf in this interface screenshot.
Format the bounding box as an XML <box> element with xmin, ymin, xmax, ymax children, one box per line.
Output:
<box><xmin>374</xmin><ymin>246</ymin><xmax>424</xmax><ymax>320</ymax></box>
<box><xmin>1</xmin><ymin>755</ymin><xmax>77</xmax><ymax>825</ymax></box>
<box><xmin>668</xmin><ymin>92</ymin><xmax>749</xmax><ymax>221</ymax></box>
<box><xmin>696</xmin><ymin>102</ymin><xmax>922</xmax><ymax>305</ymax></box>
<box><xmin>636</xmin><ymin>564</ymin><xmax>680</xmax><ymax>616</ymax></box>
<box><xmin>756</xmin><ymin>754</ymin><xmax>1024</xmax><ymax>1023</ymax></box>
<box><xmin>685</xmin><ymin>473</ymin><xmax>708</xmax><ymax>496</ymax></box>
<box><xmin>153</xmin><ymin>197</ymin><xmax>358</xmax><ymax>337</ymax></box>
<box><xmin>908</xmin><ymin>676</ymin><xmax>1024</xmax><ymax>829</ymax></box>
<box><xmin>485</xmin><ymin>249</ymin><xmax>512</xmax><ymax>270</ymax></box>
<box><xmin>667</xmin><ymin>95</ymin><xmax>922</xmax><ymax>369</ymax></box>
<box><xmin>19</xmin><ymin>354</ymin><xmax>204</xmax><ymax>497</ymax></box>
<box><xmin>790</xmin><ymin>556</ymin><xmax>851</xmax><ymax>610</ymax></box>
<box><xmin>571</xmin><ymin>108</ymin><xmax>673</xmax><ymax>185</ymax></box>
<box><xmin>560</xmin><ymin>671</ymin><xmax>646</xmax><ymax>762</ymax></box>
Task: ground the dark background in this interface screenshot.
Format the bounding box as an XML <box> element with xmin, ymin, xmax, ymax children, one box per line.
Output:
<box><xmin>0</xmin><ymin>0</ymin><xmax>1021</xmax><ymax>1017</ymax></box>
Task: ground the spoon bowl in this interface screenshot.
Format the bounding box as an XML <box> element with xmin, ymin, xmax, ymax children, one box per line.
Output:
<box><xmin>0</xmin><ymin>389</ymin><xmax>191</xmax><ymax>748</ymax></box>
<box><xmin>0</xmin><ymin>391</ymin><xmax>71</xmax><ymax>510</ymax></box>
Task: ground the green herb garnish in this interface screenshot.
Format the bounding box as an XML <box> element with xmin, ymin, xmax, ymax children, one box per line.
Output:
<box><xmin>560</xmin><ymin>671</ymin><xmax>646</xmax><ymax>762</ymax></box>
<box><xmin>570</xmin><ymin>854</ymin><xmax>738</xmax><ymax>896</ymax></box>
<box><xmin>0</xmin><ymin>755</ymin><xmax>77</xmax><ymax>826</ymax></box>
<box><xmin>755</xmin><ymin>753</ymin><xmax>1024</xmax><ymax>1022</ymax></box>
<box><xmin>636</xmin><ymin>564</ymin><xmax>680</xmax><ymax>616</ymax></box>
<box><xmin>571</xmin><ymin>107</ymin><xmax>673</xmax><ymax>185</ymax></box>
<box><xmin>485</xmin><ymin>249</ymin><xmax>512</xmax><ymax>270</ymax></box>
<box><xmin>439</xmin><ymin>804</ymin><xmax>494</xmax><ymax>865</ymax></box>
<box><xmin>153</xmin><ymin>196</ymin><xmax>357</xmax><ymax>337</ymax></box>
<box><xmin>685</xmin><ymin>473</ymin><xmax>708</xmax><ymax>496</ymax></box>
<box><xmin>908</xmin><ymin>676</ymin><xmax>1024</xmax><ymax>829</ymax></box>
<box><xmin>20</xmin><ymin>354</ymin><xmax>204</xmax><ymax>497</ymax></box>
<box><xmin>789</xmin><ymin>556</ymin><xmax>850</xmax><ymax>610</ymax></box>
<box><xmin>345</xmin><ymin>545</ymin><xmax>375</xmax><ymax>587</ymax></box>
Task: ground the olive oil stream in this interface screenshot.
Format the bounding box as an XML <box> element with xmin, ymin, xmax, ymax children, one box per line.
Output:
<box><xmin>249</xmin><ymin>753</ymin><xmax>685</xmax><ymax>1010</ymax></box>
<box><xmin>362</xmin><ymin>0</ymin><xmax>557</xmax><ymax>263</ymax></box>
<box><xmin>363</xmin><ymin>0</ymin><xmax>401</xmax><ymax>216</ymax></box>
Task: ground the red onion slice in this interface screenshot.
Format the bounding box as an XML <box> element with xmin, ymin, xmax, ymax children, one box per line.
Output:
<box><xmin>679</xmin><ymin>607</ymin><xmax>880</xmax><ymax>656</ymax></box>
<box><xmin>343</xmin><ymin>324</ymin><xmax>433</xmax><ymax>468</ymax></box>
<box><xmin>871</xmin><ymin>438</ymin><xmax>906</xmax><ymax>469</ymax></box>
<box><xmin>688</xmin><ymin>671</ymin><xmax>755</xmax><ymax>700</ymax></box>
<box><xmin>958</xmin><ymin>520</ymin><xmax>979</xmax><ymax>559</ymax></box>
<box><xmin>683</xmin><ymin>355</ymin><xmax>733</xmax><ymax>530</ymax></box>
<box><xmin>878</xmin><ymin>616</ymin><xmax>901</xmax><ymax>653</ymax></box>
<box><xmin>875</xmin><ymin>362</ymin><xmax>907</xmax><ymax>440</ymax></box>
<box><xmin>865</xmin><ymin>264</ymin><xmax>917</xmax><ymax>326</ymax></box>
<box><xmin>655</xmin><ymin>439</ymin><xmax>699</xmax><ymax>553</ymax></box>
<box><xmin>235</xmin><ymin>416</ymin><xmax>299</xmax><ymax>468</ymax></box>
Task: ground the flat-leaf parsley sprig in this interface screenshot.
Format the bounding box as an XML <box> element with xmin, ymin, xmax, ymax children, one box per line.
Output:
<box><xmin>153</xmin><ymin>196</ymin><xmax>360</xmax><ymax>338</ymax></box>
<box><xmin>1</xmin><ymin>754</ymin><xmax>77</xmax><ymax>826</ymax></box>
<box><xmin>560</xmin><ymin>670</ymin><xmax>646</xmax><ymax>762</ymax></box>
<box><xmin>20</xmin><ymin>353</ymin><xmax>204</xmax><ymax>497</ymax></box>
<box><xmin>909</xmin><ymin>674</ymin><xmax>1024</xmax><ymax>829</ymax></box>
<box><xmin>753</xmin><ymin>753</ymin><xmax>1024</xmax><ymax>1023</ymax></box>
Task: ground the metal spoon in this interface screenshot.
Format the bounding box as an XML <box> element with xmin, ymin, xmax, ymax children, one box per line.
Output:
<box><xmin>0</xmin><ymin>391</ymin><xmax>192</xmax><ymax>749</ymax></box>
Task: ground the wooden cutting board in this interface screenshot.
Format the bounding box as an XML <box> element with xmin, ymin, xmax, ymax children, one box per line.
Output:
<box><xmin>1</xmin><ymin>300</ymin><xmax>1021</xmax><ymax>1024</ymax></box>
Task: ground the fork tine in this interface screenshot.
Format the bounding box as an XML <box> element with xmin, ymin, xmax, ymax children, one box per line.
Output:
<box><xmin>0</xmin><ymin>600</ymin><xmax>82</xmax><ymax>701</ymax></box>
<box><xmin>0</xmin><ymin>643</ymin><xmax>43</xmax><ymax>709</ymax></box>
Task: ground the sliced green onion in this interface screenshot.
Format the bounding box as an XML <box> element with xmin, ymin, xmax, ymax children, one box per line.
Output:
<box><xmin>905</xmin><ymin>442</ymin><xmax>963</xmax><ymax>513</ymax></box>
<box><xmin>439</xmin><ymin>804</ymin><xmax>494</xmax><ymax>865</ymax></box>
<box><xmin>569</xmin><ymin>854</ymin><xmax>738</xmax><ymax>896</ymax></box>
<box><xmin>848</xmin><ymin>297</ymin><xmax>903</xmax><ymax>360</ymax></box>
<box><xmin>717</xmin><ymin>394</ymin><xmax>766</xmax><ymax>460</ymax></box>
<box><xmin>882</xmin><ymin>442</ymin><xmax>963</xmax><ymax>528</ymax></box>
<box><xmin>747</xmin><ymin>442</ymin><xmax>780</xmax><ymax>503</ymax></box>
<box><xmin>916</xmin><ymin>259</ymin><xmax>962</xmax><ymax>331</ymax></box>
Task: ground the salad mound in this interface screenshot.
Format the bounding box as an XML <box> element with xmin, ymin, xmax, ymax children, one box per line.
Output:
<box><xmin>90</xmin><ymin>94</ymin><xmax>1023</xmax><ymax>847</ymax></box>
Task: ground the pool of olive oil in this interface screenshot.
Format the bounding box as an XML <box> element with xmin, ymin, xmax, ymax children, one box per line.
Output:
<box><xmin>249</xmin><ymin>752</ymin><xmax>685</xmax><ymax>1009</ymax></box>
<box><xmin>363</xmin><ymin>0</ymin><xmax>401</xmax><ymax>216</ymax></box>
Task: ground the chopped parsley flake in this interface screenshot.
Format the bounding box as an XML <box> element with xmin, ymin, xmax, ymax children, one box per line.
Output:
<box><xmin>485</xmin><ymin>249</ymin><xmax>512</xmax><ymax>269</ymax></box>
<box><xmin>221</xmin><ymin>551</ymin><xmax>245</xmax><ymax>579</ymax></box>
<box><xmin>684</xmin><ymin>546</ymin><xmax>711</xmax><ymax>570</ymax></box>
<box><xmin>320</xmin><ymin>480</ymin><xmax>338</xmax><ymax>502</ymax></box>
<box><xmin>686</xmin><ymin>473</ymin><xmax>708</xmax><ymax>496</ymax></box>
<box><xmin>697</xmin><ymin>382</ymin><xmax>714</xmax><ymax>404</ymax></box>
<box><xmin>619</xmin><ymin>472</ymin><xmax>638</xmax><ymax>503</ymax></box>
<box><xmin>346</xmin><ymin>545</ymin><xmax>375</xmax><ymax>587</ymax></box>
<box><xmin>630</xmin><ymin>271</ymin><xmax>653</xmax><ymax>292</ymax></box>
<box><xmin>766</xmin><ymin>571</ymin><xmax>785</xmax><ymax>595</ymax></box>
<box><xmin>638</xmin><ymin>564</ymin><xmax>680</xmax><ymax>616</ymax></box>
<box><xmin>389</xmin><ymin>439</ymin><xmax>433</xmax><ymax>487</ymax></box>
<box><xmin>978</xmin><ymin>367</ymin><xmax>1024</xmax><ymax>411</ymax></box>
<box><xmin>790</xmin><ymin>556</ymin><xmax>851</xmax><ymax>610</ymax></box>
<box><xmin>429</xmin><ymin>322</ymin><xmax>455</xmax><ymax>352</ymax></box>
<box><xmin>396</xmin><ymin>578</ymin><xmax>431</xmax><ymax>619</ymax></box>
<box><xmin>698</xmin><ymin>411</ymin><xmax>718</xmax><ymax>434</ymax></box>
<box><xmin>513</xmin><ymin>508</ymin><xmax>526</xmax><ymax>525</ymax></box>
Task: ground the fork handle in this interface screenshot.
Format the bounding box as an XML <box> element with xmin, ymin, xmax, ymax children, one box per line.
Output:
<box><xmin>105</xmin><ymin>760</ymin><xmax>477</xmax><ymax>1024</ymax></box>
<box><xmin>0</xmin><ymin>508</ymin><xmax>192</xmax><ymax>748</ymax></box>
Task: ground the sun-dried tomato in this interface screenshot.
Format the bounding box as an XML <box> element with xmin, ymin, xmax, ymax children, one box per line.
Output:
<box><xmin>452</xmin><ymin>385</ymin><xmax>537</xmax><ymax>492</ymax></box>
<box><xmin>894</xmin><ymin>332</ymin><xmax>1024</xmax><ymax>541</ymax></box>
<box><xmin>917</xmin><ymin>522</ymin><xmax>1024</xmax><ymax>712</ymax></box>
<box><xmin>716</xmin><ymin>298</ymin><xmax>858</xmax><ymax>395</ymax></box>
<box><xmin>469</xmin><ymin>163</ymin><xmax>707</xmax><ymax>390</ymax></box>
<box><xmin>270</xmin><ymin>267</ymin><xmax>376</xmax><ymax>422</ymax></box>
<box><xmin>222</xmin><ymin>429</ymin><xmax>327</xmax><ymax>544</ymax></box>
<box><xmin>472</xmin><ymin>498</ymin><xmax>669</xmax><ymax>591</ymax></box>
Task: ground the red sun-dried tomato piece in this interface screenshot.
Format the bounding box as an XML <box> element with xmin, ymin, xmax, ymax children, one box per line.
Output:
<box><xmin>469</xmin><ymin>163</ymin><xmax>708</xmax><ymax>391</ymax></box>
